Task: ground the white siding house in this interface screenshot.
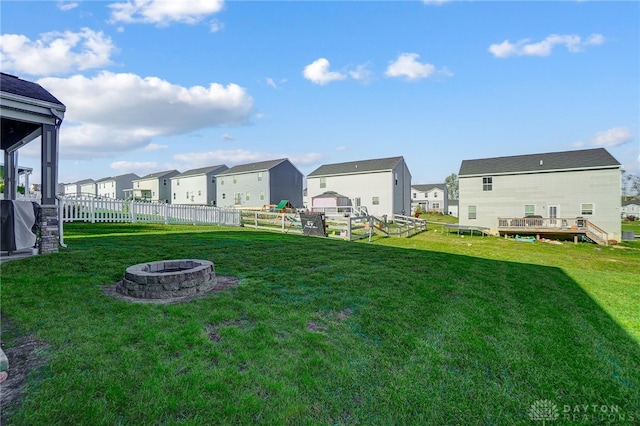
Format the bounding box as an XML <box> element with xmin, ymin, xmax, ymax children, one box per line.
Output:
<box><xmin>458</xmin><ymin>148</ymin><xmax>622</xmax><ymax>242</ymax></box>
<box><xmin>171</xmin><ymin>165</ymin><xmax>228</xmax><ymax>205</ymax></box>
<box><xmin>307</xmin><ymin>156</ymin><xmax>412</xmax><ymax>218</ymax></box>
<box><xmin>411</xmin><ymin>184</ymin><xmax>448</xmax><ymax>214</ymax></box>
<box><xmin>96</xmin><ymin>173</ymin><xmax>139</xmax><ymax>199</ymax></box>
<box><xmin>622</xmin><ymin>201</ymin><xmax>640</xmax><ymax>219</ymax></box>
<box><xmin>216</xmin><ymin>159</ymin><xmax>303</xmax><ymax>209</ymax></box>
<box><xmin>132</xmin><ymin>170</ymin><xmax>179</xmax><ymax>203</ymax></box>
<box><xmin>63</xmin><ymin>179</ymin><xmax>95</xmax><ymax>197</ymax></box>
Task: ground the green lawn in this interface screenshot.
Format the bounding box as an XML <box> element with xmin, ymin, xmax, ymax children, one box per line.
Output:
<box><xmin>1</xmin><ymin>222</ymin><xmax>639</xmax><ymax>425</ymax></box>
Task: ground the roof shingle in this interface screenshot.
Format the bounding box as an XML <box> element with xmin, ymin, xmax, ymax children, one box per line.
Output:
<box><xmin>307</xmin><ymin>156</ymin><xmax>404</xmax><ymax>177</ymax></box>
<box><xmin>459</xmin><ymin>148</ymin><xmax>620</xmax><ymax>176</ymax></box>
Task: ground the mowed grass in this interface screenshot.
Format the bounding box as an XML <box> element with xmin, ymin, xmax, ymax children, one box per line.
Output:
<box><xmin>1</xmin><ymin>222</ymin><xmax>639</xmax><ymax>425</ymax></box>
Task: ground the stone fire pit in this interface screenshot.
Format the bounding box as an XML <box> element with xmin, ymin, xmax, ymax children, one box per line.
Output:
<box><xmin>116</xmin><ymin>259</ymin><xmax>216</xmax><ymax>299</ymax></box>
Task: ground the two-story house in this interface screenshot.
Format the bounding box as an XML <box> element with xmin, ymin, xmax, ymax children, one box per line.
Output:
<box><xmin>171</xmin><ymin>165</ymin><xmax>228</xmax><ymax>205</ymax></box>
<box><xmin>132</xmin><ymin>170</ymin><xmax>180</xmax><ymax>203</ymax></box>
<box><xmin>411</xmin><ymin>183</ymin><xmax>448</xmax><ymax>214</ymax></box>
<box><xmin>307</xmin><ymin>156</ymin><xmax>412</xmax><ymax>218</ymax></box>
<box><xmin>458</xmin><ymin>148</ymin><xmax>621</xmax><ymax>243</ymax></box>
<box><xmin>95</xmin><ymin>173</ymin><xmax>139</xmax><ymax>199</ymax></box>
<box><xmin>216</xmin><ymin>159</ymin><xmax>303</xmax><ymax>209</ymax></box>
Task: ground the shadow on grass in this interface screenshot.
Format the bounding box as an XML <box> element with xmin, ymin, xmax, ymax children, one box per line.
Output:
<box><xmin>1</xmin><ymin>229</ymin><xmax>639</xmax><ymax>425</ymax></box>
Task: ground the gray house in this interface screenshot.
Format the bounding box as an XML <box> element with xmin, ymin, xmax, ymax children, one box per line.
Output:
<box><xmin>307</xmin><ymin>156</ymin><xmax>412</xmax><ymax>218</ymax></box>
<box><xmin>132</xmin><ymin>170</ymin><xmax>180</xmax><ymax>203</ymax></box>
<box><xmin>96</xmin><ymin>173</ymin><xmax>139</xmax><ymax>199</ymax></box>
<box><xmin>216</xmin><ymin>158</ymin><xmax>303</xmax><ymax>209</ymax></box>
<box><xmin>411</xmin><ymin>183</ymin><xmax>448</xmax><ymax>214</ymax></box>
<box><xmin>171</xmin><ymin>165</ymin><xmax>228</xmax><ymax>205</ymax></box>
<box><xmin>64</xmin><ymin>178</ymin><xmax>95</xmax><ymax>197</ymax></box>
<box><xmin>458</xmin><ymin>148</ymin><xmax>622</xmax><ymax>243</ymax></box>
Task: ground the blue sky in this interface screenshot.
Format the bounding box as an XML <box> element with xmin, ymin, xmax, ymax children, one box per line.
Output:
<box><xmin>1</xmin><ymin>0</ymin><xmax>638</xmax><ymax>186</ymax></box>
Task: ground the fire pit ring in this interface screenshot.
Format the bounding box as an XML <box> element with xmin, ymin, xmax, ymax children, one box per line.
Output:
<box><xmin>116</xmin><ymin>259</ymin><xmax>216</xmax><ymax>299</ymax></box>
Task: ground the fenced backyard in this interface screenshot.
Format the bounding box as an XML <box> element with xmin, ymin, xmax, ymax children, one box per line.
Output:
<box><xmin>239</xmin><ymin>210</ymin><xmax>427</xmax><ymax>241</ymax></box>
<box><xmin>1</xmin><ymin>222</ymin><xmax>638</xmax><ymax>424</ymax></box>
<box><xmin>59</xmin><ymin>197</ymin><xmax>241</xmax><ymax>226</ymax></box>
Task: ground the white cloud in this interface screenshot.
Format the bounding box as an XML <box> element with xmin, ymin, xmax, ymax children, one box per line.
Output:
<box><xmin>0</xmin><ymin>29</ymin><xmax>117</xmax><ymax>76</ymax></box>
<box><xmin>143</xmin><ymin>143</ymin><xmax>168</xmax><ymax>151</ymax></box>
<box><xmin>266</xmin><ymin>77</ymin><xmax>277</xmax><ymax>88</ymax></box>
<box><xmin>108</xmin><ymin>0</ymin><xmax>224</xmax><ymax>26</ymax></box>
<box><xmin>488</xmin><ymin>33</ymin><xmax>605</xmax><ymax>58</ymax></box>
<box><xmin>591</xmin><ymin>127</ymin><xmax>633</xmax><ymax>147</ymax></box>
<box><xmin>303</xmin><ymin>58</ymin><xmax>347</xmax><ymax>85</ymax></box>
<box><xmin>209</xmin><ymin>20</ymin><xmax>224</xmax><ymax>33</ymax></box>
<box><xmin>110</xmin><ymin>161</ymin><xmax>160</xmax><ymax>175</ymax></box>
<box><xmin>573</xmin><ymin>127</ymin><xmax>634</xmax><ymax>149</ymax></box>
<box><xmin>335</xmin><ymin>146</ymin><xmax>348</xmax><ymax>151</ymax></box>
<box><xmin>423</xmin><ymin>0</ymin><xmax>452</xmax><ymax>5</ymax></box>
<box><xmin>222</xmin><ymin>133</ymin><xmax>235</xmax><ymax>141</ymax></box>
<box><xmin>37</xmin><ymin>71</ymin><xmax>253</xmax><ymax>158</ymax></box>
<box><xmin>385</xmin><ymin>53</ymin><xmax>452</xmax><ymax>80</ymax></box>
<box><xmin>172</xmin><ymin>149</ymin><xmax>323</xmax><ymax>169</ymax></box>
<box><xmin>348</xmin><ymin>63</ymin><xmax>373</xmax><ymax>83</ymax></box>
<box><xmin>57</xmin><ymin>1</ymin><xmax>79</xmax><ymax>11</ymax></box>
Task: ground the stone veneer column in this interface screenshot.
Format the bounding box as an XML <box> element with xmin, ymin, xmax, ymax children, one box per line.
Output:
<box><xmin>38</xmin><ymin>205</ymin><xmax>59</xmax><ymax>254</ymax></box>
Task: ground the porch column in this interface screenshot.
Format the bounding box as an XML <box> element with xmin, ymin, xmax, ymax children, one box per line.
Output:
<box><xmin>39</xmin><ymin>123</ymin><xmax>60</xmax><ymax>254</ymax></box>
<box><xmin>40</xmin><ymin>123</ymin><xmax>59</xmax><ymax>205</ymax></box>
<box><xmin>3</xmin><ymin>150</ymin><xmax>18</xmax><ymax>200</ymax></box>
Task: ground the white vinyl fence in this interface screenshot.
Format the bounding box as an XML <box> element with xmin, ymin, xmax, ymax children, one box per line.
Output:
<box><xmin>60</xmin><ymin>197</ymin><xmax>240</xmax><ymax>226</ymax></box>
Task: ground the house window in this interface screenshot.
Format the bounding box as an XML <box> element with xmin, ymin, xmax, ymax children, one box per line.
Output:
<box><xmin>222</xmin><ymin>193</ymin><xmax>226</xmax><ymax>199</ymax></box>
<box><xmin>413</xmin><ymin>193</ymin><xmax>417</xmax><ymax>199</ymax></box>
<box><xmin>173</xmin><ymin>193</ymin><xmax>176</xmax><ymax>200</ymax></box>
<box><xmin>260</xmin><ymin>191</ymin><xmax>265</xmax><ymax>201</ymax></box>
<box><xmin>220</xmin><ymin>178</ymin><xmax>224</xmax><ymax>185</ymax></box>
<box><xmin>163</xmin><ymin>179</ymin><xmax>167</xmax><ymax>186</ymax></box>
<box><xmin>433</xmin><ymin>203</ymin><xmax>440</xmax><ymax>209</ymax></box>
<box><xmin>111</xmin><ymin>182</ymin><xmax>114</xmax><ymax>187</ymax></box>
<box><xmin>246</xmin><ymin>192</ymin><xmax>250</xmax><ymax>201</ymax></box>
<box><xmin>176</xmin><ymin>180</ymin><xmax>180</xmax><ymax>186</ymax></box>
<box><xmin>257</xmin><ymin>172</ymin><xmax>263</xmax><ymax>182</ymax></box>
<box><xmin>233</xmin><ymin>176</ymin><xmax>237</xmax><ymax>184</ymax></box>
<box><xmin>198</xmin><ymin>190</ymin><xmax>202</xmax><ymax>196</ymax></box>
<box><xmin>234</xmin><ymin>193</ymin><xmax>242</xmax><ymax>204</ymax></box>
<box><xmin>395</xmin><ymin>173</ymin><xmax>398</xmax><ymax>186</ymax></box>
<box><xmin>211</xmin><ymin>176</ymin><xmax>215</xmax><ymax>184</ymax></box>
<box><xmin>525</xmin><ymin>205</ymin><xmax>535</xmax><ymax>217</ymax></box>
<box><xmin>372</xmin><ymin>196</ymin><xmax>380</xmax><ymax>205</ymax></box>
<box><xmin>136</xmin><ymin>182</ymin><xmax>140</xmax><ymax>188</ymax></box>
<box><xmin>482</xmin><ymin>177</ymin><xmax>492</xmax><ymax>191</ymax></box>
<box><xmin>186</xmin><ymin>192</ymin><xmax>189</xmax><ymax>199</ymax></box>
<box><xmin>468</xmin><ymin>205</ymin><xmax>477</xmax><ymax>220</ymax></box>
<box><xmin>581</xmin><ymin>203</ymin><xmax>594</xmax><ymax>215</ymax></box>
<box><xmin>434</xmin><ymin>192</ymin><xmax>438</xmax><ymax>198</ymax></box>
<box><xmin>320</xmin><ymin>177</ymin><xmax>326</xmax><ymax>188</ymax></box>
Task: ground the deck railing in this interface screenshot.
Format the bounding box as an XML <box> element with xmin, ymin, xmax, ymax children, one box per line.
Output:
<box><xmin>497</xmin><ymin>216</ymin><xmax>609</xmax><ymax>245</ymax></box>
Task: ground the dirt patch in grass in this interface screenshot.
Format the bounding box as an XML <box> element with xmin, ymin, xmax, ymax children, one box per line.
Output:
<box><xmin>0</xmin><ymin>317</ymin><xmax>50</xmax><ymax>425</ymax></box>
<box><xmin>103</xmin><ymin>275</ymin><xmax>241</xmax><ymax>304</ymax></box>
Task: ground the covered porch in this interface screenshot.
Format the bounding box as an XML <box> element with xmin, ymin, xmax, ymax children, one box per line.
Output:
<box><xmin>1</xmin><ymin>72</ymin><xmax>66</xmax><ymax>256</ymax></box>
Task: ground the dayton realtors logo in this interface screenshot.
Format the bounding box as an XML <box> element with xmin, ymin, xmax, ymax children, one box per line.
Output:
<box><xmin>529</xmin><ymin>400</ymin><xmax>636</xmax><ymax>424</ymax></box>
<box><xmin>529</xmin><ymin>400</ymin><xmax>559</xmax><ymax>425</ymax></box>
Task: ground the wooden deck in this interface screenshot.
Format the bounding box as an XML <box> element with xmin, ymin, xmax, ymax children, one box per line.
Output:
<box><xmin>498</xmin><ymin>217</ymin><xmax>609</xmax><ymax>245</ymax></box>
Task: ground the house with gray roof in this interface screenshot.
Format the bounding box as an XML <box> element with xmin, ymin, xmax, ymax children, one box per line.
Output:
<box><xmin>170</xmin><ymin>165</ymin><xmax>228</xmax><ymax>205</ymax></box>
<box><xmin>458</xmin><ymin>148</ymin><xmax>622</xmax><ymax>243</ymax></box>
<box><xmin>411</xmin><ymin>183</ymin><xmax>448</xmax><ymax>214</ymax></box>
<box><xmin>63</xmin><ymin>179</ymin><xmax>95</xmax><ymax>197</ymax></box>
<box><xmin>216</xmin><ymin>159</ymin><xmax>303</xmax><ymax>208</ymax></box>
<box><xmin>307</xmin><ymin>156</ymin><xmax>412</xmax><ymax>218</ymax></box>
<box><xmin>132</xmin><ymin>170</ymin><xmax>180</xmax><ymax>203</ymax></box>
<box><xmin>96</xmin><ymin>173</ymin><xmax>139</xmax><ymax>199</ymax></box>
<box><xmin>621</xmin><ymin>200</ymin><xmax>640</xmax><ymax>219</ymax></box>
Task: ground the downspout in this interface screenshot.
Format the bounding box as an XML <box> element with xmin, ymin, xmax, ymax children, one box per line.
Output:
<box><xmin>50</xmin><ymin>108</ymin><xmax>65</xmax><ymax>248</ymax></box>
